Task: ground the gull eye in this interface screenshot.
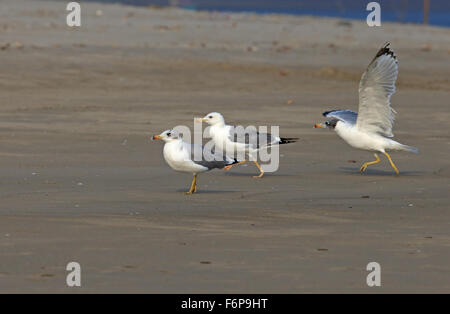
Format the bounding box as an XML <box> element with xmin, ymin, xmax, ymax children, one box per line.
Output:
<box><xmin>166</xmin><ymin>132</ymin><xmax>171</xmax><ymax>137</ymax></box>
<box><xmin>209</xmin><ymin>116</ymin><xmax>213</xmax><ymax>119</ymax></box>
<box><xmin>325</xmin><ymin>121</ymin><xmax>330</xmax><ymax>126</ymax></box>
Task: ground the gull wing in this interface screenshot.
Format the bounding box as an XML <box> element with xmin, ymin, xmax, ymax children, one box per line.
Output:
<box><xmin>323</xmin><ymin>110</ymin><xmax>358</xmax><ymax>126</ymax></box>
<box><xmin>230</xmin><ymin>126</ymin><xmax>280</xmax><ymax>149</ymax></box>
<box><xmin>356</xmin><ymin>42</ymin><xmax>398</xmax><ymax>137</ymax></box>
<box><xmin>187</xmin><ymin>142</ymin><xmax>234</xmax><ymax>170</ymax></box>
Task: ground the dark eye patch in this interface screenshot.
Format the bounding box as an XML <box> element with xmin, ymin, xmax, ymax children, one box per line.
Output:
<box><xmin>326</xmin><ymin>119</ymin><xmax>339</xmax><ymax>128</ymax></box>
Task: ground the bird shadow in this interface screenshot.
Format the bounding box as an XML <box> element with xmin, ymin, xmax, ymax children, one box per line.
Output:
<box><xmin>175</xmin><ymin>189</ymin><xmax>237</xmax><ymax>194</ymax></box>
<box><xmin>222</xmin><ymin>172</ymin><xmax>265</xmax><ymax>177</ymax></box>
<box><xmin>222</xmin><ymin>172</ymin><xmax>296</xmax><ymax>177</ymax></box>
<box><xmin>339</xmin><ymin>167</ymin><xmax>425</xmax><ymax>177</ymax></box>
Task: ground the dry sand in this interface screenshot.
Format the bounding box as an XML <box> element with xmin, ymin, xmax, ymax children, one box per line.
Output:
<box><xmin>0</xmin><ymin>0</ymin><xmax>449</xmax><ymax>293</ymax></box>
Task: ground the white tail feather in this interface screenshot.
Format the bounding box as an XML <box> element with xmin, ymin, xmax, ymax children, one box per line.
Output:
<box><xmin>398</xmin><ymin>144</ymin><xmax>419</xmax><ymax>153</ymax></box>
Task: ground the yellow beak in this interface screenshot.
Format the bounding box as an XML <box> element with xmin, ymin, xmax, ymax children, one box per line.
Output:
<box><xmin>313</xmin><ymin>123</ymin><xmax>325</xmax><ymax>128</ymax></box>
<box><xmin>152</xmin><ymin>135</ymin><xmax>162</xmax><ymax>140</ymax></box>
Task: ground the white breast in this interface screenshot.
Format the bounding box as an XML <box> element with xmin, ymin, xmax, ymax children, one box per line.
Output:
<box><xmin>335</xmin><ymin>122</ymin><xmax>388</xmax><ymax>152</ymax></box>
<box><xmin>210</xmin><ymin>125</ymin><xmax>251</xmax><ymax>157</ymax></box>
<box><xmin>163</xmin><ymin>140</ymin><xmax>208</xmax><ymax>173</ymax></box>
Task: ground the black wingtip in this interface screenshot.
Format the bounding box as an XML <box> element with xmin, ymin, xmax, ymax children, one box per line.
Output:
<box><xmin>322</xmin><ymin>110</ymin><xmax>342</xmax><ymax>117</ymax></box>
<box><xmin>374</xmin><ymin>42</ymin><xmax>396</xmax><ymax>60</ymax></box>
<box><xmin>279</xmin><ymin>137</ymin><xmax>299</xmax><ymax>144</ymax></box>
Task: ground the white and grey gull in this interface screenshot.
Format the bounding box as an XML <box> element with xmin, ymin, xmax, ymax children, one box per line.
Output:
<box><xmin>152</xmin><ymin>129</ymin><xmax>237</xmax><ymax>194</ymax></box>
<box><xmin>197</xmin><ymin>112</ymin><xmax>297</xmax><ymax>178</ymax></box>
<box><xmin>314</xmin><ymin>42</ymin><xmax>418</xmax><ymax>174</ymax></box>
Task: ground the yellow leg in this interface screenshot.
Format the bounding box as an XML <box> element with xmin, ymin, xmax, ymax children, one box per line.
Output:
<box><xmin>252</xmin><ymin>160</ymin><xmax>264</xmax><ymax>178</ymax></box>
<box><xmin>186</xmin><ymin>174</ymin><xmax>197</xmax><ymax>194</ymax></box>
<box><xmin>224</xmin><ymin>161</ymin><xmax>246</xmax><ymax>171</ymax></box>
<box><xmin>383</xmin><ymin>152</ymin><xmax>399</xmax><ymax>175</ymax></box>
<box><xmin>360</xmin><ymin>153</ymin><xmax>381</xmax><ymax>172</ymax></box>
<box><xmin>192</xmin><ymin>175</ymin><xmax>197</xmax><ymax>193</ymax></box>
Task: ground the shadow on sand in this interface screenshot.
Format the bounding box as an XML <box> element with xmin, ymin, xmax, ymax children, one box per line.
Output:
<box><xmin>339</xmin><ymin>167</ymin><xmax>425</xmax><ymax>177</ymax></box>
<box><xmin>175</xmin><ymin>189</ymin><xmax>237</xmax><ymax>194</ymax></box>
<box><xmin>222</xmin><ymin>172</ymin><xmax>298</xmax><ymax>177</ymax></box>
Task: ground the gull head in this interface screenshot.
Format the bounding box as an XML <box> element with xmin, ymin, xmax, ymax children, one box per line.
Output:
<box><xmin>314</xmin><ymin>119</ymin><xmax>338</xmax><ymax>130</ymax></box>
<box><xmin>152</xmin><ymin>129</ymin><xmax>180</xmax><ymax>142</ymax></box>
<box><xmin>199</xmin><ymin>112</ymin><xmax>225</xmax><ymax>126</ymax></box>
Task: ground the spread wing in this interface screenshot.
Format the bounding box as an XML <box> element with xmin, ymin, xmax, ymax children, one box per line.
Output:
<box><xmin>356</xmin><ymin>42</ymin><xmax>398</xmax><ymax>137</ymax></box>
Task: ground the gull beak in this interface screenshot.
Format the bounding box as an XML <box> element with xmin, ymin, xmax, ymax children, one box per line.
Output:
<box><xmin>195</xmin><ymin>117</ymin><xmax>207</xmax><ymax>123</ymax></box>
<box><xmin>313</xmin><ymin>123</ymin><xmax>325</xmax><ymax>129</ymax></box>
<box><xmin>152</xmin><ymin>135</ymin><xmax>162</xmax><ymax>141</ymax></box>
<box><xmin>195</xmin><ymin>118</ymin><xmax>208</xmax><ymax>123</ymax></box>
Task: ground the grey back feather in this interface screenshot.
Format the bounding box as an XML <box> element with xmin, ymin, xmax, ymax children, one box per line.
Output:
<box><xmin>230</xmin><ymin>126</ymin><xmax>279</xmax><ymax>149</ymax></box>
<box><xmin>323</xmin><ymin>110</ymin><xmax>358</xmax><ymax>125</ymax></box>
<box><xmin>188</xmin><ymin>143</ymin><xmax>234</xmax><ymax>170</ymax></box>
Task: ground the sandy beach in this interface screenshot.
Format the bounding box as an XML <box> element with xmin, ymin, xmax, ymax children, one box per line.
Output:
<box><xmin>0</xmin><ymin>0</ymin><xmax>450</xmax><ymax>293</ymax></box>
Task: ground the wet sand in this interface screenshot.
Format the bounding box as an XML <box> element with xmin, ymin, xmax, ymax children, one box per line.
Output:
<box><xmin>0</xmin><ymin>0</ymin><xmax>450</xmax><ymax>293</ymax></box>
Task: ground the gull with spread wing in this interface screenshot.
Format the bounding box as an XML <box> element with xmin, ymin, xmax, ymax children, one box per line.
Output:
<box><xmin>314</xmin><ymin>43</ymin><xmax>418</xmax><ymax>174</ymax></box>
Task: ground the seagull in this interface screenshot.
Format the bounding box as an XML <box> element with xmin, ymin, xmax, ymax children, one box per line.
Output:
<box><xmin>152</xmin><ymin>129</ymin><xmax>237</xmax><ymax>194</ymax></box>
<box><xmin>314</xmin><ymin>43</ymin><xmax>418</xmax><ymax>174</ymax></box>
<box><xmin>197</xmin><ymin>112</ymin><xmax>297</xmax><ymax>178</ymax></box>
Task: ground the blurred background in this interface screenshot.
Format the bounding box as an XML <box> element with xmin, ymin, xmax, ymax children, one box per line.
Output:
<box><xmin>85</xmin><ymin>0</ymin><xmax>450</xmax><ymax>27</ymax></box>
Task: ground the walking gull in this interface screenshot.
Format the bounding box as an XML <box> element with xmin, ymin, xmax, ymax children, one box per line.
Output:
<box><xmin>152</xmin><ymin>129</ymin><xmax>237</xmax><ymax>194</ymax></box>
<box><xmin>197</xmin><ymin>112</ymin><xmax>297</xmax><ymax>178</ymax></box>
